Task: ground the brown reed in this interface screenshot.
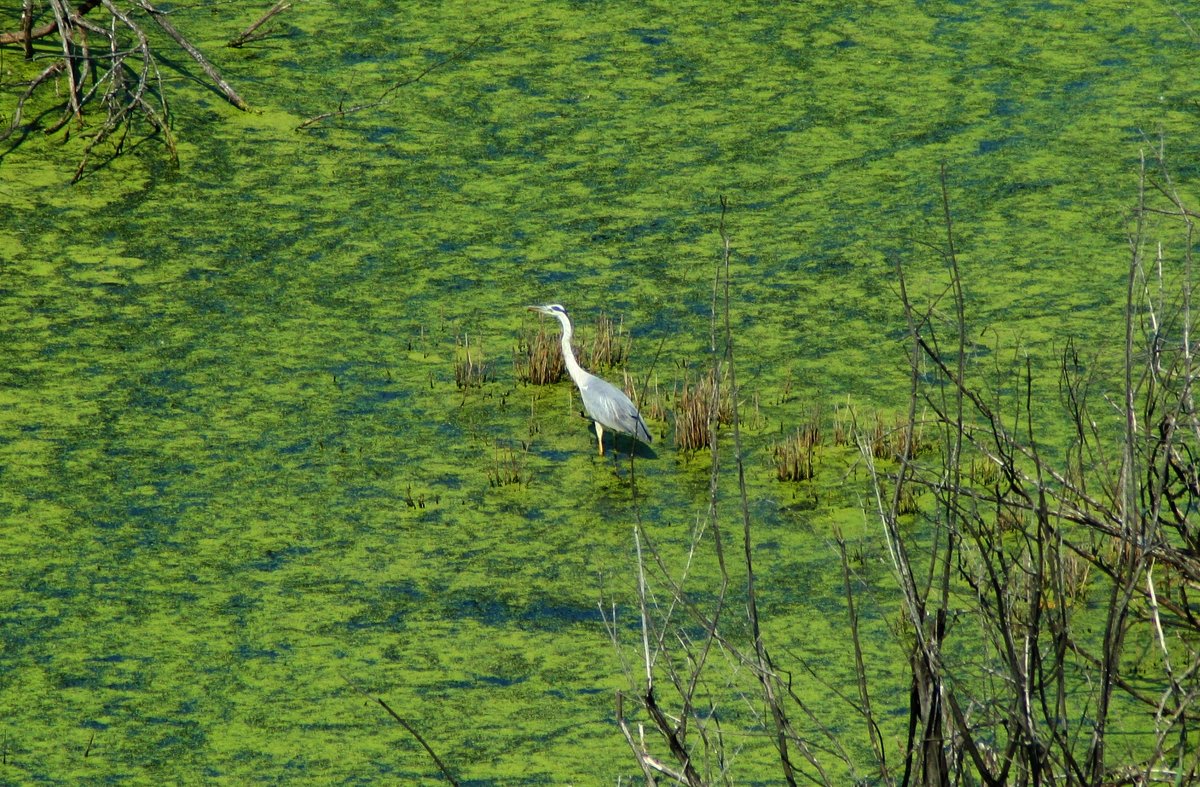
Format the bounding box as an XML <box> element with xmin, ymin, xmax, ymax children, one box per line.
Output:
<box><xmin>674</xmin><ymin>367</ymin><xmax>732</xmax><ymax>452</ymax></box>
<box><xmin>517</xmin><ymin>311</ymin><xmax>628</xmax><ymax>385</ymax></box>
<box><xmin>772</xmin><ymin>429</ymin><xmax>816</xmax><ymax>482</ymax></box>
<box><xmin>454</xmin><ymin>335</ymin><xmax>494</xmax><ymax>389</ymax></box>
<box><xmin>487</xmin><ymin>445</ymin><xmax>528</xmax><ymax>488</ymax></box>
<box><xmin>583</xmin><ymin>312</ymin><xmax>629</xmax><ymax>371</ymax></box>
<box><xmin>514</xmin><ymin>326</ymin><xmax>565</xmax><ymax>385</ymax></box>
<box><xmin>772</xmin><ymin>408</ymin><xmax>822</xmax><ymax>481</ymax></box>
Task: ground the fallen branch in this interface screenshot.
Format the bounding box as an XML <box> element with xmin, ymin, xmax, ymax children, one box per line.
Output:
<box><xmin>228</xmin><ymin>1</ymin><xmax>290</xmax><ymax>48</ymax></box>
<box><xmin>342</xmin><ymin>676</ymin><xmax>460</xmax><ymax>786</ymax></box>
<box><xmin>373</xmin><ymin>696</ymin><xmax>459</xmax><ymax>786</ymax></box>
<box><xmin>0</xmin><ymin>61</ymin><xmax>64</xmax><ymax>142</ymax></box>
<box><xmin>2</xmin><ymin>2</ymin><xmax>249</xmax><ymax>177</ymax></box>
<box><xmin>0</xmin><ymin>0</ymin><xmax>100</xmax><ymax>46</ymax></box>
<box><xmin>135</xmin><ymin>0</ymin><xmax>248</xmax><ymax>110</ymax></box>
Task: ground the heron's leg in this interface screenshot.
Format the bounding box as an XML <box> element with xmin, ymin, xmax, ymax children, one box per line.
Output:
<box><xmin>594</xmin><ymin>421</ymin><xmax>605</xmax><ymax>456</ymax></box>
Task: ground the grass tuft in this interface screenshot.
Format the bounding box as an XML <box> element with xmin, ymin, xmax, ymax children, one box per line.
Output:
<box><xmin>454</xmin><ymin>335</ymin><xmax>495</xmax><ymax>389</ymax></box>
<box><xmin>487</xmin><ymin>445</ymin><xmax>528</xmax><ymax>488</ymax></box>
<box><xmin>515</xmin><ymin>326</ymin><xmax>565</xmax><ymax>385</ymax></box>
<box><xmin>772</xmin><ymin>409</ymin><xmax>822</xmax><ymax>482</ymax></box>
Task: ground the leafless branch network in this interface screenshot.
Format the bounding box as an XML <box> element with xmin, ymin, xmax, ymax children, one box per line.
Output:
<box><xmin>1</xmin><ymin>1</ymin><xmax>248</xmax><ymax>180</ymax></box>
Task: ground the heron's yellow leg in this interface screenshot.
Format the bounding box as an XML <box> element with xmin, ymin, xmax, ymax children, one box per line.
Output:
<box><xmin>595</xmin><ymin>422</ymin><xmax>605</xmax><ymax>456</ymax></box>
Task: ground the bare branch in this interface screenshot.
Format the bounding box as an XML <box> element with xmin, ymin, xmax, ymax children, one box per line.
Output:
<box><xmin>342</xmin><ymin>676</ymin><xmax>460</xmax><ymax>786</ymax></box>
<box><xmin>228</xmin><ymin>1</ymin><xmax>291</xmax><ymax>48</ymax></box>
<box><xmin>298</xmin><ymin>35</ymin><xmax>485</xmax><ymax>129</ymax></box>
<box><xmin>135</xmin><ymin>0</ymin><xmax>248</xmax><ymax>110</ymax></box>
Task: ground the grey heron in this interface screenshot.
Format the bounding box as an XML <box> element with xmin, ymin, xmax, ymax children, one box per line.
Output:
<box><xmin>527</xmin><ymin>304</ymin><xmax>652</xmax><ymax>455</ymax></box>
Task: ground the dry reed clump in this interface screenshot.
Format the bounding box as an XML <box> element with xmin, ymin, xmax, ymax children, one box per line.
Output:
<box><xmin>516</xmin><ymin>311</ymin><xmax>629</xmax><ymax>385</ymax></box>
<box><xmin>835</xmin><ymin>404</ymin><xmax>932</xmax><ymax>460</ymax></box>
<box><xmin>895</xmin><ymin>481</ymin><xmax>919</xmax><ymax>515</ymax></box>
<box><xmin>1054</xmin><ymin>551</ymin><xmax>1092</xmax><ymax>610</ymax></box>
<box><xmin>674</xmin><ymin>375</ymin><xmax>711</xmax><ymax>452</ymax></box>
<box><xmin>772</xmin><ymin>427</ymin><xmax>817</xmax><ymax>481</ymax></box>
<box><xmin>583</xmin><ymin>312</ymin><xmax>629</xmax><ymax>371</ymax></box>
<box><xmin>771</xmin><ymin>407</ymin><xmax>823</xmax><ymax>481</ymax></box>
<box><xmin>487</xmin><ymin>445</ymin><xmax>527</xmax><ymax>488</ymax></box>
<box><xmin>832</xmin><ymin>404</ymin><xmax>854</xmax><ymax>447</ymax></box>
<box><xmin>403</xmin><ymin>484</ymin><xmax>440</xmax><ymax>508</ymax></box>
<box><xmin>743</xmin><ymin>389</ymin><xmax>765</xmax><ymax>431</ymax></box>
<box><xmin>967</xmin><ymin>457</ymin><xmax>1002</xmax><ymax>488</ymax></box>
<box><xmin>514</xmin><ymin>326</ymin><xmax>565</xmax><ymax>385</ymax></box>
<box><xmin>454</xmin><ymin>335</ymin><xmax>495</xmax><ymax>389</ymax></box>
<box><xmin>864</xmin><ymin>412</ymin><xmax>929</xmax><ymax>461</ymax></box>
<box><xmin>674</xmin><ymin>367</ymin><xmax>733</xmax><ymax>452</ymax></box>
<box><xmin>628</xmin><ymin>370</ymin><xmax>668</xmax><ymax>424</ymax></box>
<box><xmin>995</xmin><ymin>506</ymin><xmax>1026</xmax><ymax>534</ymax></box>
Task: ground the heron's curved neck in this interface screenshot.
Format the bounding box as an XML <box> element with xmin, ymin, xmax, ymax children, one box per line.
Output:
<box><xmin>555</xmin><ymin>313</ymin><xmax>587</xmax><ymax>383</ymax></box>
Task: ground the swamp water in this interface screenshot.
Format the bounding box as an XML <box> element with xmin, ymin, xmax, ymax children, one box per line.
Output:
<box><xmin>1</xmin><ymin>1</ymin><xmax>1198</xmax><ymax>782</ymax></box>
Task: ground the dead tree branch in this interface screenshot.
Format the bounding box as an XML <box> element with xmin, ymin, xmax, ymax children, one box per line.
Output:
<box><xmin>1</xmin><ymin>3</ymin><xmax>247</xmax><ymax>179</ymax></box>
<box><xmin>342</xmin><ymin>675</ymin><xmax>460</xmax><ymax>786</ymax></box>
<box><xmin>878</xmin><ymin>152</ymin><xmax>1200</xmax><ymax>784</ymax></box>
<box><xmin>228</xmin><ymin>1</ymin><xmax>290</xmax><ymax>48</ymax></box>
<box><xmin>134</xmin><ymin>1</ymin><xmax>247</xmax><ymax>110</ymax></box>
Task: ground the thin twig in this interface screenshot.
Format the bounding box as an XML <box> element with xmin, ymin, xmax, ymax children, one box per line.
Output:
<box><xmin>835</xmin><ymin>530</ymin><xmax>890</xmax><ymax>784</ymax></box>
<box><xmin>46</xmin><ymin>0</ymin><xmax>81</xmax><ymax>122</ymax></box>
<box><xmin>617</xmin><ymin>691</ymin><xmax>661</xmax><ymax>786</ymax></box>
<box><xmin>228</xmin><ymin>1</ymin><xmax>291</xmax><ymax>48</ymax></box>
<box><xmin>0</xmin><ymin>0</ymin><xmax>102</xmax><ymax>45</ymax></box>
<box><xmin>719</xmin><ymin>196</ymin><xmax>809</xmax><ymax>785</ymax></box>
<box><xmin>298</xmin><ymin>35</ymin><xmax>485</xmax><ymax>129</ymax></box>
<box><xmin>342</xmin><ymin>677</ymin><xmax>460</xmax><ymax>786</ymax></box>
<box><xmin>0</xmin><ymin>61</ymin><xmax>64</xmax><ymax>142</ymax></box>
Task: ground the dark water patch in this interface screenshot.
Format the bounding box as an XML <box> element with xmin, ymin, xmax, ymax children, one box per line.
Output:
<box><xmin>434</xmin><ymin>591</ymin><xmax>605</xmax><ymax>630</ymax></box>
<box><xmin>633</xmin><ymin>29</ymin><xmax>669</xmax><ymax>46</ymax></box>
<box><xmin>478</xmin><ymin>673</ymin><xmax>527</xmax><ymax>687</ymax></box>
<box><xmin>248</xmin><ymin>545</ymin><xmax>314</xmax><ymax>572</ymax></box>
<box><xmin>233</xmin><ymin>643</ymin><xmax>281</xmax><ymax>661</ymax></box>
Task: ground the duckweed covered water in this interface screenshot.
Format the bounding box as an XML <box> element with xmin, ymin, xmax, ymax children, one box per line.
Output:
<box><xmin>2</xmin><ymin>1</ymin><xmax>1198</xmax><ymax>782</ymax></box>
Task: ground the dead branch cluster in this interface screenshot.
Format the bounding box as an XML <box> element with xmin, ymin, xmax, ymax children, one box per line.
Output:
<box><xmin>1</xmin><ymin>1</ymin><xmax>254</xmax><ymax>180</ymax></box>
<box><xmin>865</xmin><ymin>152</ymin><xmax>1200</xmax><ymax>786</ymax></box>
<box><xmin>609</xmin><ymin>154</ymin><xmax>1200</xmax><ymax>786</ymax></box>
<box><xmin>605</xmin><ymin>198</ymin><xmax>835</xmax><ymax>785</ymax></box>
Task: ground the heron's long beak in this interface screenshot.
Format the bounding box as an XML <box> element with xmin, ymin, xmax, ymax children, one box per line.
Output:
<box><xmin>527</xmin><ymin>304</ymin><xmax>550</xmax><ymax>314</ymax></box>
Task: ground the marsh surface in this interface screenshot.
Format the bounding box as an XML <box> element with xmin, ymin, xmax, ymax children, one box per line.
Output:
<box><xmin>2</xmin><ymin>2</ymin><xmax>1197</xmax><ymax>782</ymax></box>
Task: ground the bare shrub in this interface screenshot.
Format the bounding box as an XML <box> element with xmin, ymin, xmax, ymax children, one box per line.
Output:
<box><xmin>611</xmin><ymin>154</ymin><xmax>1200</xmax><ymax>786</ymax></box>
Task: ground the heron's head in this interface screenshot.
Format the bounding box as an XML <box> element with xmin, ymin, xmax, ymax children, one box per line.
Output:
<box><xmin>527</xmin><ymin>303</ymin><xmax>569</xmax><ymax>319</ymax></box>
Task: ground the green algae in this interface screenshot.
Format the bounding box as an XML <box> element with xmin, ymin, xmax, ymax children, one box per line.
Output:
<box><xmin>2</xmin><ymin>0</ymin><xmax>1199</xmax><ymax>782</ymax></box>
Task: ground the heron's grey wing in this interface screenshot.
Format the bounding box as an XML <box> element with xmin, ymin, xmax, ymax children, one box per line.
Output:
<box><xmin>580</xmin><ymin>374</ymin><xmax>652</xmax><ymax>443</ymax></box>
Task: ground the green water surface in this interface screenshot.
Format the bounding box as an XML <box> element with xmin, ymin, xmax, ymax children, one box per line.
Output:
<box><xmin>2</xmin><ymin>1</ymin><xmax>1198</xmax><ymax>783</ymax></box>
